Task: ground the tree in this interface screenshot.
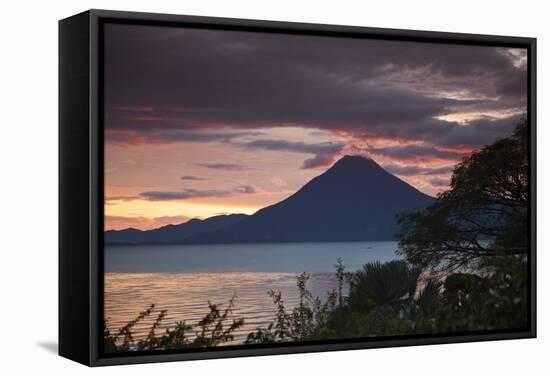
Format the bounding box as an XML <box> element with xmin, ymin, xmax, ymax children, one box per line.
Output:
<box><xmin>397</xmin><ymin>118</ymin><xmax>528</xmax><ymax>272</ymax></box>
<box><xmin>436</xmin><ymin>263</ymin><xmax>528</xmax><ymax>331</ymax></box>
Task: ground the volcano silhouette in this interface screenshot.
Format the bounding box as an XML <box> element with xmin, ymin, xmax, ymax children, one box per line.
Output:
<box><xmin>182</xmin><ymin>155</ymin><xmax>434</xmax><ymax>244</ymax></box>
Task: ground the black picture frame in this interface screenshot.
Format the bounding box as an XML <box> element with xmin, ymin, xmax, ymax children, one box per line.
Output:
<box><xmin>59</xmin><ymin>9</ymin><xmax>537</xmax><ymax>367</ymax></box>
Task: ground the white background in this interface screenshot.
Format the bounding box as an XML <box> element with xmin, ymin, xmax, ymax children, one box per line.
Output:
<box><xmin>0</xmin><ymin>0</ymin><xmax>547</xmax><ymax>374</ymax></box>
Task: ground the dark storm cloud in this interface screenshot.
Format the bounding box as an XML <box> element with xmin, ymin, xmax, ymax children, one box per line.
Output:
<box><xmin>434</xmin><ymin>114</ymin><xmax>524</xmax><ymax>147</ymax></box>
<box><xmin>234</xmin><ymin>185</ymin><xmax>257</xmax><ymax>194</ymax></box>
<box><xmin>381</xmin><ymin>164</ymin><xmax>454</xmax><ymax>176</ymax></box>
<box><xmin>195</xmin><ymin>162</ymin><xmax>252</xmax><ymax>171</ymax></box>
<box><xmin>429</xmin><ymin>177</ymin><xmax>451</xmax><ymax>188</ymax></box>
<box><xmin>104</xmin><ymin>23</ymin><xmax>527</xmax><ymax>149</ymax></box>
<box><xmin>302</xmin><ymin>153</ymin><xmax>340</xmax><ymax>169</ymax></box>
<box><xmin>237</xmin><ymin>139</ymin><xmax>345</xmax><ymax>169</ymax></box>
<box><xmin>239</xmin><ymin>139</ymin><xmax>344</xmax><ymax>154</ymax></box>
<box><xmin>181</xmin><ymin>175</ymin><xmax>207</xmax><ymax>181</ymax></box>
<box><xmin>140</xmin><ymin>185</ymin><xmax>259</xmax><ymax>201</ymax></box>
<box><xmin>360</xmin><ymin>113</ymin><xmax>522</xmax><ymax>148</ymax></box>
<box><xmin>368</xmin><ymin>144</ymin><xmax>466</xmax><ymax>161</ymax></box>
<box><xmin>105</xmin><ymin>129</ymin><xmax>262</xmax><ymax>145</ymax></box>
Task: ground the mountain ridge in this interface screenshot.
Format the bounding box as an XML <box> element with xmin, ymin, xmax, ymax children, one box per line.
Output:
<box><xmin>105</xmin><ymin>156</ymin><xmax>435</xmax><ymax>245</ymax></box>
<box><xmin>104</xmin><ymin>213</ymin><xmax>248</xmax><ymax>245</ymax></box>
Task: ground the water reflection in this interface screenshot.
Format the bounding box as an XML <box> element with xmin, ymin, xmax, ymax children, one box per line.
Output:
<box><xmin>104</xmin><ymin>272</ymin><xmax>341</xmax><ymax>344</ymax></box>
<box><xmin>104</xmin><ymin>241</ymin><xmax>400</xmax><ymax>345</ymax></box>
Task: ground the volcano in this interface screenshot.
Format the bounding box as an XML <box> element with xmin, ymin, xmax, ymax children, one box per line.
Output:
<box><xmin>106</xmin><ymin>156</ymin><xmax>435</xmax><ymax>245</ymax></box>
<box><xmin>182</xmin><ymin>155</ymin><xmax>434</xmax><ymax>244</ymax></box>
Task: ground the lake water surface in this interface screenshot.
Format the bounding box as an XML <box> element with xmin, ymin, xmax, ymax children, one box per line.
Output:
<box><xmin>104</xmin><ymin>241</ymin><xmax>399</xmax><ymax>344</ymax></box>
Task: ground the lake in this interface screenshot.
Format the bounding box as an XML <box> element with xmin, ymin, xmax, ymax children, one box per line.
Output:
<box><xmin>104</xmin><ymin>241</ymin><xmax>400</xmax><ymax>344</ymax></box>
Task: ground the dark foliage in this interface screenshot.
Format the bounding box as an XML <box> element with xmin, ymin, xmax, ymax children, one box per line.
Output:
<box><xmin>104</xmin><ymin>295</ymin><xmax>244</xmax><ymax>352</ymax></box>
<box><xmin>397</xmin><ymin>118</ymin><xmax>528</xmax><ymax>271</ymax></box>
<box><xmin>437</xmin><ymin>257</ymin><xmax>528</xmax><ymax>331</ymax></box>
<box><xmin>245</xmin><ymin>273</ymin><xmax>337</xmax><ymax>344</ymax></box>
<box><xmin>347</xmin><ymin>260</ymin><xmax>421</xmax><ymax>314</ymax></box>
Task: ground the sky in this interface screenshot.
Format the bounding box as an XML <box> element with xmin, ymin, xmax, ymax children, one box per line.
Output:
<box><xmin>103</xmin><ymin>23</ymin><xmax>527</xmax><ymax>231</ymax></box>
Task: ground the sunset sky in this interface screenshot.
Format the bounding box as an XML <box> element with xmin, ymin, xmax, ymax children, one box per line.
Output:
<box><xmin>104</xmin><ymin>23</ymin><xmax>527</xmax><ymax>231</ymax></box>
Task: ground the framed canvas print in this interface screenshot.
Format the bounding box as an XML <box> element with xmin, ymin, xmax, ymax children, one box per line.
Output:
<box><xmin>59</xmin><ymin>9</ymin><xmax>536</xmax><ymax>366</ymax></box>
